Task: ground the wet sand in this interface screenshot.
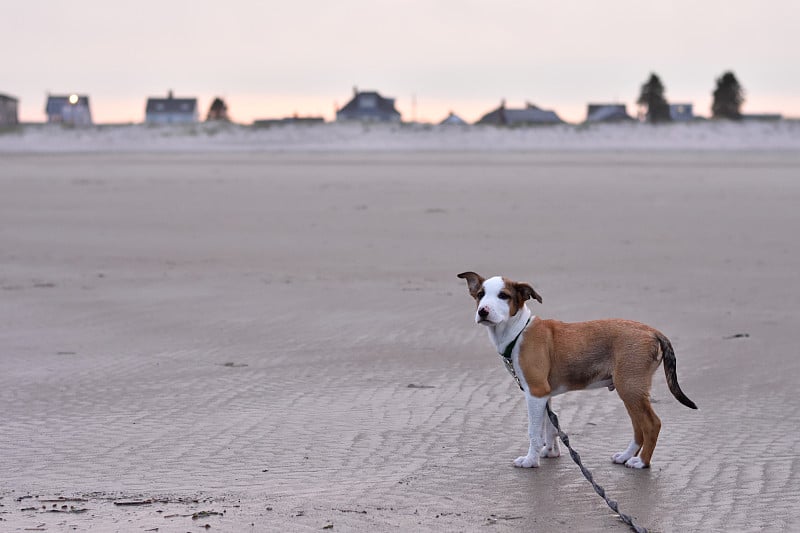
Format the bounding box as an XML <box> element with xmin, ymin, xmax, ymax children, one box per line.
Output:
<box><xmin>1</xmin><ymin>151</ymin><xmax>799</xmax><ymax>532</ymax></box>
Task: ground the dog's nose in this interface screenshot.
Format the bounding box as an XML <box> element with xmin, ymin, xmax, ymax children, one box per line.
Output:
<box><xmin>478</xmin><ymin>307</ymin><xmax>489</xmax><ymax>318</ymax></box>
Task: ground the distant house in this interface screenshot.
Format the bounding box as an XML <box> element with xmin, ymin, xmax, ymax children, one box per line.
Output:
<box><xmin>585</xmin><ymin>103</ymin><xmax>634</xmax><ymax>123</ymax></box>
<box><xmin>476</xmin><ymin>101</ymin><xmax>563</xmax><ymax>126</ymax></box>
<box><xmin>145</xmin><ymin>91</ymin><xmax>198</xmax><ymax>124</ymax></box>
<box><xmin>336</xmin><ymin>88</ymin><xmax>401</xmax><ymax>122</ymax></box>
<box><xmin>741</xmin><ymin>113</ymin><xmax>782</xmax><ymax>121</ymax></box>
<box><xmin>253</xmin><ymin>116</ymin><xmax>325</xmax><ymax>127</ymax></box>
<box><xmin>46</xmin><ymin>94</ymin><xmax>92</xmax><ymax>126</ymax></box>
<box><xmin>0</xmin><ymin>93</ymin><xmax>19</xmax><ymax>126</ymax></box>
<box><xmin>669</xmin><ymin>103</ymin><xmax>694</xmax><ymax>121</ymax></box>
<box><xmin>439</xmin><ymin>111</ymin><xmax>467</xmax><ymax>125</ymax></box>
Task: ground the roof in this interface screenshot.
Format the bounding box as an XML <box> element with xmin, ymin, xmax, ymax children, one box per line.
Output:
<box><xmin>585</xmin><ymin>104</ymin><xmax>633</xmax><ymax>122</ymax></box>
<box><xmin>0</xmin><ymin>93</ymin><xmax>18</xmax><ymax>102</ymax></box>
<box><xmin>338</xmin><ymin>90</ymin><xmax>400</xmax><ymax>118</ymax></box>
<box><xmin>146</xmin><ymin>95</ymin><xmax>197</xmax><ymax>114</ymax></box>
<box><xmin>440</xmin><ymin>112</ymin><xmax>467</xmax><ymax>125</ymax></box>
<box><xmin>504</xmin><ymin>107</ymin><xmax>562</xmax><ymax>124</ymax></box>
<box><xmin>46</xmin><ymin>95</ymin><xmax>90</xmax><ymax>114</ymax></box>
<box><xmin>478</xmin><ymin>102</ymin><xmax>563</xmax><ymax>125</ymax></box>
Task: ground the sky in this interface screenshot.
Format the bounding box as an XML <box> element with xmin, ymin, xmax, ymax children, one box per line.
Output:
<box><xmin>3</xmin><ymin>0</ymin><xmax>799</xmax><ymax>124</ymax></box>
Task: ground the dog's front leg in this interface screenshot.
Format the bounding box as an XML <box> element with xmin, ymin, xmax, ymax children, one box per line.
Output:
<box><xmin>514</xmin><ymin>394</ymin><xmax>549</xmax><ymax>468</ymax></box>
<box><xmin>539</xmin><ymin>400</ymin><xmax>561</xmax><ymax>458</ymax></box>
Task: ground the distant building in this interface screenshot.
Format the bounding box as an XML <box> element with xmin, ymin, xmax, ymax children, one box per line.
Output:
<box><xmin>585</xmin><ymin>103</ymin><xmax>634</xmax><ymax>123</ymax></box>
<box><xmin>336</xmin><ymin>88</ymin><xmax>401</xmax><ymax>122</ymax></box>
<box><xmin>46</xmin><ymin>94</ymin><xmax>92</xmax><ymax>126</ymax></box>
<box><xmin>477</xmin><ymin>101</ymin><xmax>564</xmax><ymax>126</ymax></box>
<box><xmin>669</xmin><ymin>103</ymin><xmax>694</xmax><ymax>121</ymax></box>
<box><xmin>439</xmin><ymin>111</ymin><xmax>467</xmax><ymax>125</ymax></box>
<box><xmin>741</xmin><ymin>113</ymin><xmax>782</xmax><ymax>121</ymax></box>
<box><xmin>0</xmin><ymin>93</ymin><xmax>19</xmax><ymax>126</ymax></box>
<box><xmin>253</xmin><ymin>116</ymin><xmax>325</xmax><ymax>127</ymax></box>
<box><xmin>145</xmin><ymin>90</ymin><xmax>199</xmax><ymax>124</ymax></box>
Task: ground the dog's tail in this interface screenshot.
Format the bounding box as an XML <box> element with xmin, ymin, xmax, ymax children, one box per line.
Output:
<box><xmin>656</xmin><ymin>332</ymin><xmax>698</xmax><ymax>409</ymax></box>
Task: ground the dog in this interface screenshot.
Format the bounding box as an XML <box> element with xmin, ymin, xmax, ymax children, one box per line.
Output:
<box><xmin>457</xmin><ymin>271</ymin><xmax>697</xmax><ymax>469</ymax></box>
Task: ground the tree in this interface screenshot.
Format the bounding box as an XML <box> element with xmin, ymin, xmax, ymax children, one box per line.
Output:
<box><xmin>206</xmin><ymin>97</ymin><xmax>229</xmax><ymax>122</ymax></box>
<box><xmin>712</xmin><ymin>71</ymin><xmax>744</xmax><ymax>120</ymax></box>
<box><xmin>637</xmin><ymin>73</ymin><xmax>672</xmax><ymax>123</ymax></box>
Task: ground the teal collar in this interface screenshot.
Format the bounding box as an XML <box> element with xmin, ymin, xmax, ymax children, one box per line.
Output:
<box><xmin>500</xmin><ymin>316</ymin><xmax>532</xmax><ymax>359</ymax></box>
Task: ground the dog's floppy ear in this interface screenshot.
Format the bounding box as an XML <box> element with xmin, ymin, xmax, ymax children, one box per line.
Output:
<box><xmin>514</xmin><ymin>282</ymin><xmax>543</xmax><ymax>304</ymax></box>
<box><xmin>457</xmin><ymin>271</ymin><xmax>485</xmax><ymax>297</ymax></box>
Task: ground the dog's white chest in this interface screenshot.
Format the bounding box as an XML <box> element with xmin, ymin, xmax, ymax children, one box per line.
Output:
<box><xmin>494</xmin><ymin>315</ymin><xmax>533</xmax><ymax>393</ymax></box>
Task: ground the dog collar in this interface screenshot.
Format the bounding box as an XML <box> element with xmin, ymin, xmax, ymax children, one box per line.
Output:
<box><xmin>499</xmin><ymin>316</ymin><xmax>531</xmax><ymax>391</ymax></box>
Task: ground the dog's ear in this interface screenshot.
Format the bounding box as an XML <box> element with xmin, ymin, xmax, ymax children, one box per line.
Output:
<box><xmin>514</xmin><ymin>282</ymin><xmax>543</xmax><ymax>304</ymax></box>
<box><xmin>457</xmin><ymin>271</ymin><xmax>485</xmax><ymax>297</ymax></box>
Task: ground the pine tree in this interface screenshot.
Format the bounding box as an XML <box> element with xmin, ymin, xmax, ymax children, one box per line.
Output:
<box><xmin>712</xmin><ymin>72</ymin><xmax>744</xmax><ymax>120</ymax></box>
<box><xmin>637</xmin><ymin>73</ymin><xmax>672</xmax><ymax>123</ymax></box>
<box><xmin>206</xmin><ymin>97</ymin><xmax>229</xmax><ymax>122</ymax></box>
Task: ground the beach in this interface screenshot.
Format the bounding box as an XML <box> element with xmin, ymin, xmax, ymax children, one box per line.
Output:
<box><xmin>1</xmin><ymin>147</ymin><xmax>799</xmax><ymax>532</ymax></box>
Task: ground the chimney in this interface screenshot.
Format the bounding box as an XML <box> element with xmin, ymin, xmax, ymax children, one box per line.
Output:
<box><xmin>168</xmin><ymin>89</ymin><xmax>174</xmax><ymax>99</ymax></box>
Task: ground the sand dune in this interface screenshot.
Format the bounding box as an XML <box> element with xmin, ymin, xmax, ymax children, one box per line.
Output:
<box><xmin>1</xmin><ymin>120</ymin><xmax>800</xmax><ymax>153</ymax></box>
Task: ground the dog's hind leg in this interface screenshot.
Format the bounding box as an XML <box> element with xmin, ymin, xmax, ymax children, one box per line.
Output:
<box><xmin>625</xmin><ymin>397</ymin><xmax>661</xmax><ymax>469</ymax></box>
<box><xmin>613</xmin><ymin>399</ymin><xmax>643</xmax><ymax>464</ymax></box>
<box><xmin>614</xmin><ymin>355</ymin><xmax>660</xmax><ymax>468</ymax></box>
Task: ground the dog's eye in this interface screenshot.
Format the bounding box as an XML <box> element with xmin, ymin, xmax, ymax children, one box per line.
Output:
<box><xmin>498</xmin><ymin>292</ymin><xmax>510</xmax><ymax>300</ymax></box>
<box><xmin>476</xmin><ymin>291</ymin><xmax>485</xmax><ymax>299</ymax></box>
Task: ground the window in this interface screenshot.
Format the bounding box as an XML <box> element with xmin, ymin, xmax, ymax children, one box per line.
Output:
<box><xmin>359</xmin><ymin>95</ymin><xmax>377</xmax><ymax>109</ymax></box>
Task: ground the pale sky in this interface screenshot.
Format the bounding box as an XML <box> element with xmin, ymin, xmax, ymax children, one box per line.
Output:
<box><xmin>3</xmin><ymin>0</ymin><xmax>799</xmax><ymax>124</ymax></box>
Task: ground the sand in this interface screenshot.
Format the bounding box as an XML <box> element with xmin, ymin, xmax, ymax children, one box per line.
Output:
<box><xmin>1</xmin><ymin>150</ymin><xmax>799</xmax><ymax>532</ymax></box>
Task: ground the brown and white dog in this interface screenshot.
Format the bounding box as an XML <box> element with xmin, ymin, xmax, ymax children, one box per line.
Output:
<box><xmin>457</xmin><ymin>271</ymin><xmax>697</xmax><ymax>469</ymax></box>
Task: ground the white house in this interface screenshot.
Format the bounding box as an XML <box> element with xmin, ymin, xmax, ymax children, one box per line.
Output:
<box><xmin>46</xmin><ymin>94</ymin><xmax>92</xmax><ymax>126</ymax></box>
<box><xmin>669</xmin><ymin>103</ymin><xmax>694</xmax><ymax>121</ymax></box>
<box><xmin>145</xmin><ymin>90</ymin><xmax>199</xmax><ymax>124</ymax></box>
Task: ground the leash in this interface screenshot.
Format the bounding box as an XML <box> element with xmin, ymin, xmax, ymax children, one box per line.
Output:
<box><xmin>545</xmin><ymin>403</ymin><xmax>648</xmax><ymax>533</ymax></box>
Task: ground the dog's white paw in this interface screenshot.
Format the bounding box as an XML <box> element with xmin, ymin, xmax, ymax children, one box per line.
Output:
<box><xmin>513</xmin><ymin>455</ymin><xmax>540</xmax><ymax>468</ymax></box>
<box><xmin>612</xmin><ymin>441</ymin><xmax>639</xmax><ymax>464</ymax></box>
<box><xmin>612</xmin><ymin>451</ymin><xmax>634</xmax><ymax>464</ymax></box>
<box><xmin>625</xmin><ymin>457</ymin><xmax>648</xmax><ymax>469</ymax></box>
<box><xmin>540</xmin><ymin>444</ymin><xmax>561</xmax><ymax>458</ymax></box>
